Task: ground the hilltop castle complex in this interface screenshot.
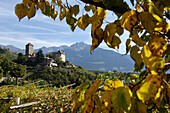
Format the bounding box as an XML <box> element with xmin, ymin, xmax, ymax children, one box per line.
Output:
<box><xmin>25</xmin><ymin>43</ymin><xmax>65</xmax><ymax>67</ymax></box>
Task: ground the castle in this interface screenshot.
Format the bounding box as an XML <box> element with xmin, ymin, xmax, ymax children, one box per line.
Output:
<box><xmin>25</xmin><ymin>43</ymin><xmax>65</xmax><ymax>67</ymax></box>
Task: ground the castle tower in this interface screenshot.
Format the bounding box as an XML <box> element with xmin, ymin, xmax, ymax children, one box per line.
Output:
<box><xmin>25</xmin><ymin>43</ymin><xmax>34</xmax><ymax>57</ymax></box>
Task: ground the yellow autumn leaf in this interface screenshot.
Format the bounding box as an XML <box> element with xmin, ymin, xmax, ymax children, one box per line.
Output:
<box><xmin>103</xmin><ymin>80</ymin><xmax>124</xmax><ymax>91</ymax></box>
<box><xmin>72</xmin><ymin>5</ymin><xmax>79</xmax><ymax>17</ymax></box>
<box><xmin>85</xmin><ymin>80</ymin><xmax>101</xmax><ymax>99</ymax></box>
<box><xmin>102</xmin><ymin>90</ymin><xmax>112</xmax><ymax>111</ymax></box>
<box><xmin>130</xmin><ymin>29</ymin><xmax>146</xmax><ymax>47</ymax></box>
<box><xmin>141</xmin><ymin>45</ymin><xmax>165</xmax><ymax>74</ymax></box>
<box><xmin>72</xmin><ymin>83</ymin><xmax>89</xmax><ymax>113</ymax></box>
<box><xmin>51</xmin><ymin>9</ymin><xmax>58</xmax><ymax>20</ymax></box>
<box><xmin>120</xmin><ymin>10</ymin><xmax>137</xmax><ymax>32</ymax></box>
<box><xmin>59</xmin><ymin>7</ymin><xmax>66</xmax><ymax>21</ymax></box>
<box><xmin>165</xmin><ymin>84</ymin><xmax>170</xmax><ymax>108</ymax></box>
<box><xmin>90</xmin><ymin>4</ymin><xmax>96</xmax><ymax>13</ymax></box>
<box><xmin>130</xmin><ymin>46</ymin><xmax>143</xmax><ymax>67</ymax></box>
<box><xmin>40</xmin><ymin>2</ymin><xmax>45</xmax><ymax>13</ymax></box>
<box><xmin>117</xmin><ymin>26</ymin><xmax>124</xmax><ymax>36</ymax></box>
<box><xmin>84</xmin><ymin>97</ymin><xmax>94</xmax><ymax>113</ymax></box>
<box><xmin>57</xmin><ymin>0</ymin><xmax>61</xmax><ymax>6</ymax></box>
<box><xmin>136</xmin><ymin>74</ymin><xmax>162</xmax><ymax>103</ymax></box>
<box><xmin>96</xmin><ymin>7</ymin><xmax>107</xmax><ymax>20</ymax></box>
<box><xmin>27</xmin><ymin>3</ymin><xmax>36</xmax><ymax>19</ymax></box>
<box><xmin>104</xmin><ymin>23</ymin><xmax>117</xmax><ymax>42</ymax></box>
<box><xmin>130</xmin><ymin>99</ymin><xmax>147</xmax><ymax>113</ymax></box>
<box><xmin>125</xmin><ymin>38</ymin><xmax>132</xmax><ymax>55</ymax></box>
<box><xmin>23</xmin><ymin>0</ymin><xmax>32</xmax><ymax>6</ymax></box>
<box><xmin>138</xmin><ymin>12</ymin><xmax>157</xmax><ymax>35</ymax></box>
<box><xmin>90</xmin><ymin>26</ymin><xmax>103</xmax><ymax>54</ymax></box>
<box><xmin>93</xmin><ymin>95</ymin><xmax>102</xmax><ymax>113</ymax></box>
<box><xmin>85</xmin><ymin>5</ymin><xmax>91</xmax><ymax>12</ymax></box>
<box><xmin>15</xmin><ymin>3</ymin><xmax>28</xmax><ymax>21</ymax></box>
<box><xmin>154</xmin><ymin>18</ymin><xmax>169</xmax><ymax>33</ymax></box>
<box><xmin>77</xmin><ymin>14</ymin><xmax>90</xmax><ymax>31</ymax></box>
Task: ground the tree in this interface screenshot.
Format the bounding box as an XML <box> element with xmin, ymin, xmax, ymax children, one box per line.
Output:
<box><xmin>46</xmin><ymin>52</ymin><xmax>52</xmax><ymax>58</ymax></box>
<box><xmin>36</xmin><ymin>49</ymin><xmax>44</xmax><ymax>63</ymax></box>
<box><xmin>10</xmin><ymin>64</ymin><xmax>26</xmax><ymax>85</ymax></box>
<box><xmin>0</xmin><ymin>66</ymin><xmax>3</xmax><ymax>79</ymax></box>
<box><xmin>15</xmin><ymin>0</ymin><xmax>169</xmax><ymax>112</ymax></box>
<box><xmin>17</xmin><ymin>53</ymin><xmax>28</xmax><ymax>64</ymax></box>
<box><xmin>0</xmin><ymin>55</ymin><xmax>12</xmax><ymax>75</ymax></box>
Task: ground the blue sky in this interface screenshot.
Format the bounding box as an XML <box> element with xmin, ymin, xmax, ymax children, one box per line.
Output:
<box><xmin>0</xmin><ymin>0</ymin><xmax>131</xmax><ymax>54</ymax></box>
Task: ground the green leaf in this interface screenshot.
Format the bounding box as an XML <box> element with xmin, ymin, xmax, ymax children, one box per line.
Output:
<box><xmin>141</xmin><ymin>31</ymin><xmax>151</xmax><ymax>42</ymax></box>
<box><xmin>111</xmin><ymin>87</ymin><xmax>132</xmax><ymax>112</ymax></box>
<box><xmin>15</xmin><ymin>3</ymin><xmax>28</xmax><ymax>21</ymax></box>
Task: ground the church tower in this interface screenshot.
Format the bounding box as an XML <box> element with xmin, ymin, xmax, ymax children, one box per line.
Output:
<box><xmin>25</xmin><ymin>43</ymin><xmax>34</xmax><ymax>57</ymax></box>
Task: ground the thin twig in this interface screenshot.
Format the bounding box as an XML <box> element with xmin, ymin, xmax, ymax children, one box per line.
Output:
<box><xmin>163</xmin><ymin>79</ymin><xmax>170</xmax><ymax>87</ymax></box>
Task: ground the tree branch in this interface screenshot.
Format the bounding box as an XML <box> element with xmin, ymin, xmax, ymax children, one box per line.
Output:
<box><xmin>79</xmin><ymin>0</ymin><xmax>130</xmax><ymax>14</ymax></box>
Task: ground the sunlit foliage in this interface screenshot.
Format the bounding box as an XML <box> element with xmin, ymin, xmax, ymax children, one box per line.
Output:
<box><xmin>14</xmin><ymin>0</ymin><xmax>170</xmax><ymax>112</ymax></box>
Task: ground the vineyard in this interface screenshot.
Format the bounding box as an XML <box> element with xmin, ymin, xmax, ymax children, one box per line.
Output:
<box><xmin>0</xmin><ymin>85</ymin><xmax>73</xmax><ymax>112</ymax></box>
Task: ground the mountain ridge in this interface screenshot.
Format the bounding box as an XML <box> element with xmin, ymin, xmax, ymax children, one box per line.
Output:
<box><xmin>0</xmin><ymin>42</ymin><xmax>134</xmax><ymax>72</ymax></box>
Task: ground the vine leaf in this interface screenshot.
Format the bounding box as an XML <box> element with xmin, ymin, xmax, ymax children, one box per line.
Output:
<box><xmin>77</xmin><ymin>14</ymin><xmax>90</xmax><ymax>31</ymax></box>
<box><xmin>130</xmin><ymin>46</ymin><xmax>143</xmax><ymax>67</ymax></box>
<box><xmin>130</xmin><ymin>30</ymin><xmax>146</xmax><ymax>47</ymax></box>
<box><xmin>136</xmin><ymin>74</ymin><xmax>162</xmax><ymax>103</ymax></box>
<box><xmin>103</xmin><ymin>80</ymin><xmax>124</xmax><ymax>91</ymax></box>
<box><xmin>51</xmin><ymin>9</ymin><xmax>58</xmax><ymax>20</ymax></box>
<box><xmin>120</xmin><ymin>10</ymin><xmax>137</xmax><ymax>33</ymax></box>
<box><xmin>141</xmin><ymin>45</ymin><xmax>165</xmax><ymax>74</ymax></box>
<box><xmin>71</xmin><ymin>83</ymin><xmax>89</xmax><ymax>113</ymax></box>
<box><xmin>85</xmin><ymin>5</ymin><xmax>91</xmax><ymax>12</ymax></box>
<box><xmin>72</xmin><ymin>5</ymin><xmax>79</xmax><ymax>17</ymax></box>
<box><xmin>15</xmin><ymin>3</ymin><xmax>28</xmax><ymax>21</ymax></box>
<box><xmin>85</xmin><ymin>80</ymin><xmax>101</xmax><ymax>99</ymax></box>
<box><xmin>138</xmin><ymin>12</ymin><xmax>157</xmax><ymax>35</ymax></box>
<box><xmin>125</xmin><ymin>38</ymin><xmax>132</xmax><ymax>55</ymax></box>
<box><xmin>103</xmin><ymin>22</ymin><xmax>121</xmax><ymax>50</ymax></box>
<box><xmin>103</xmin><ymin>86</ymin><xmax>132</xmax><ymax>112</ymax></box>
<box><xmin>90</xmin><ymin>24</ymin><xmax>104</xmax><ymax>54</ymax></box>
<box><xmin>27</xmin><ymin>3</ymin><xmax>36</xmax><ymax>19</ymax></box>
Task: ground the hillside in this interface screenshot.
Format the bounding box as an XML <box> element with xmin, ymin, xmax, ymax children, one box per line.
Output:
<box><xmin>0</xmin><ymin>42</ymin><xmax>134</xmax><ymax>72</ymax></box>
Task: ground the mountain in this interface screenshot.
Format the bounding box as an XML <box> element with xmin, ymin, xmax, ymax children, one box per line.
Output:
<box><xmin>0</xmin><ymin>44</ymin><xmax>24</xmax><ymax>53</ymax></box>
<box><xmin>0</xmin><ymin>42</ymin><xmax>134</xmax><ymax>72</ymax></box>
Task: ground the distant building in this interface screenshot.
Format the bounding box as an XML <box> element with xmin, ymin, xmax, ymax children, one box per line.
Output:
<box><xmin>25</xmin><ymin>43</ymin><xmax>65</xmax><ymax>67</ymax></box>
<box><xmin>25</xmin><ymin>43</ymin><xmax>34</xmax><ymax>57</ymax></box>
<box><xmin>41</xmin><ymin>57</ymin><xmax>57</xmax><ymax>67</ymax></box>
<box><xmin>52</xmin><ymin>50</ymin><xmax>65</xmax><ymax>62</ymax></box>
